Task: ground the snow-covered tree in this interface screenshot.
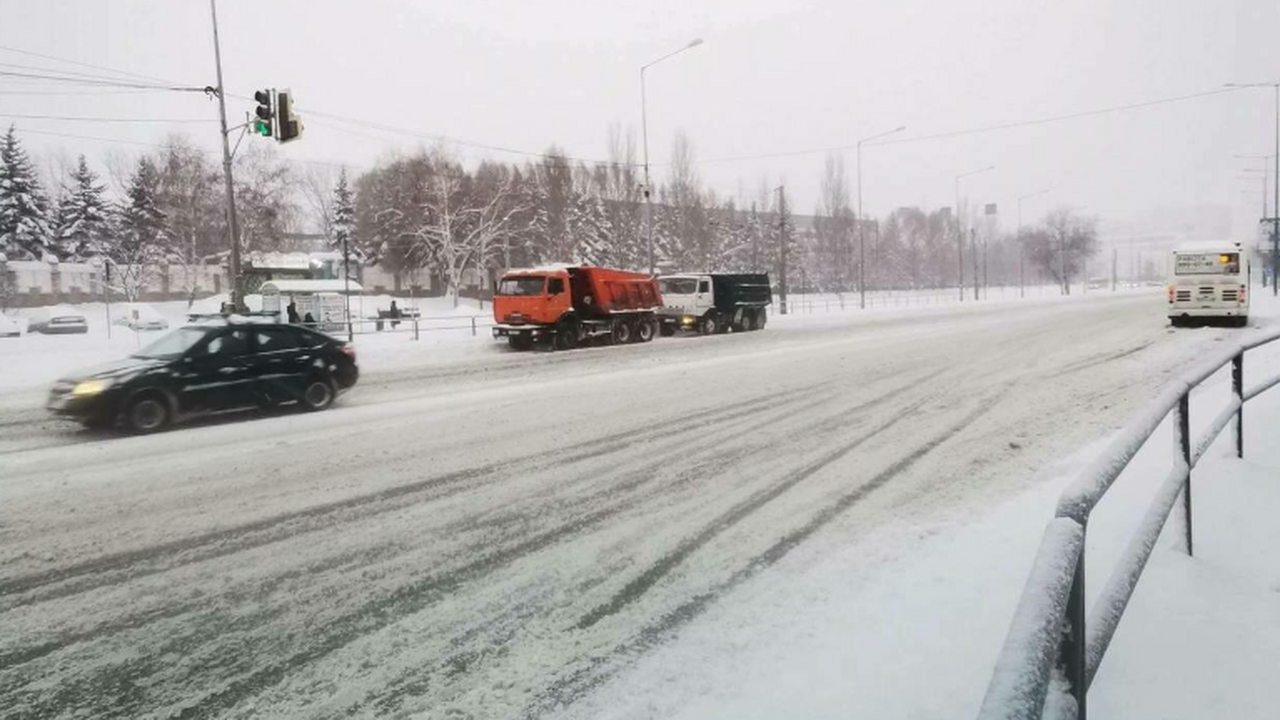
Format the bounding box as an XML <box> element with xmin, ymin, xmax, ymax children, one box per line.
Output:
<box><xmin>52</xmin><ymin>155</ymin><xmax>111</xmax><ymax>260</ymax></box>
<box><xmin>0</xmin><ymin>125</ymin><xmax>52</xmax><ymax>260</ymax></box>
<box><xmin>111</xmin><ymin>157</ymin><xmax>166</xmax><ymax>301</ymax></box>
<box><xmin>331</xmin><ymin>168</ymin><xmax>356</xmax><ymax>265</ymax></box>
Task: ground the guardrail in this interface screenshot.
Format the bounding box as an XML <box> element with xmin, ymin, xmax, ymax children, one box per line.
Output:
<box><xmin>977</xmin><ymin>326</ymin><xmax>1280</xmax><ymax>720</ymax></box>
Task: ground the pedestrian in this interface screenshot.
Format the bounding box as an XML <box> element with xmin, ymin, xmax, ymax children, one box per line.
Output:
<box><xmin>287</xmin><ymin>301</ymin><xmax>300</xmax><ymax>324</ymax></box>
<box><xmin>389</xmin><ymin>300</ymin><xmax>402</xmax><ymax>329</ymax></box>
<box><xmin>303</xmin><ymin>312</ymin><xmax>315</xmax><ymax>327</ymax></box>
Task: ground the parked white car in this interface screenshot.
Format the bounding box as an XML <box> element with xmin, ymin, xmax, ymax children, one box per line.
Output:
<box><xmin>0</xmin><ymin>313</ymin><xmax>22</xmax><ymax>338</ymax></box>
<box><xmin>111</xmin><ymin>303</ymin><xmax>170</xmax><ymax>332</ymax></box>
<box><xmin>28</xmin><ymin>305</ymin><xmax>89</xmax><ymax>334</ymax></box>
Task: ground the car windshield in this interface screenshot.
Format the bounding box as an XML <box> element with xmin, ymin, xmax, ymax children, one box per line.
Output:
<box><xmin>133</xmin><ymin>327</ymin><xmax>209</xmax><ymax>358</ymax></box>
<box><xmin>497</xmin><ymin>276</ymin><xmax>546</xmax><ymax>295</ymax></box>
<box><xmin>659</xmin><ymin>278</ymin><xmax>698</xmax><ymax>295</ymax></box>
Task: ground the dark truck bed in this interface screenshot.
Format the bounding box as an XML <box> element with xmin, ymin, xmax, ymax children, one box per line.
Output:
<box><xmin>711</xmin><ymin>273</ymin><xmax>771</xmax><ymax>313</ymax></box>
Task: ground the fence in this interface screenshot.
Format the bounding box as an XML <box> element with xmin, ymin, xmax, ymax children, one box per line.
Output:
<box><xmin>776</xmin><ymin>283</ymin><xmax>1129</xmax><ymax>315</ymax></box>
<box><xmin>977</xmin><ymin>327</ymin><xmax>1280</xmax><ymax>720</ymax></box>
<box><xmin>336</xmin><ymin>314</ymin><xmax>495</xmax><ymax>341</ymax></box>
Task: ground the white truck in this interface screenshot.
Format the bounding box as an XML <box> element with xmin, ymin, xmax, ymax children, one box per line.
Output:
<box><xmin>1167</xmin><ymin>242</ymin><xmax>1249</xmax><ymax>327</ymax></box>
<box><xmin>657</xmin><ymin>273</ymin><xmax>772</xmax><ymax>335</ymax></box>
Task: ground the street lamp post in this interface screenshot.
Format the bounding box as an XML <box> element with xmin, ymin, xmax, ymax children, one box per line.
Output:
<box><xmin>955</xmin><ymin>165</ymin><xmax>995</xmax><ymax>301</ymax></box>
<box><xmin>1227</xmin><ymin>82</ymin><xmax>1280</xmax><ymax>295</ymax></box>
<box><xmin>641</xmin><ymin>38</ymin><xmax>703</xmax><ymax>276</ymax></box>
<box><xmin>856</xmin><ymin>125</ymin><xmax>906</xmax><ymax>309</ymax></box>
<box><xmin>1017</xmin><ymin>188</ymin><xmax>1051</xmax><ymax>299</ymax></box>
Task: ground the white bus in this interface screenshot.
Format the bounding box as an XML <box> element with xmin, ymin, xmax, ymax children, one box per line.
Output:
<box><xmin>1167</xmin><ymin>242</ymin><xmax>1249</xmax><ymax>327</ymax></box>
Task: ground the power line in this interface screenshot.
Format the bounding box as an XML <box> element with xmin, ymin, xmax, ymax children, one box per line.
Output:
<box><xmin>0</xmin><ymin>113</ymin><xmax>214</xmax><ymax>124</ymax></box>
<box><xmin>0</xmin><ymin>69</ymin><xmax>203</xmax><ymax>91</ymax></box>
<box><xmin>0</xmin><ymin>43</ymin><xmax>189</xmax><ymax>86</ymax></box>
<box><xmin>688</xmin><ymin>86</ymin><xmax>1251</xmax><ymax>167</ymax></box>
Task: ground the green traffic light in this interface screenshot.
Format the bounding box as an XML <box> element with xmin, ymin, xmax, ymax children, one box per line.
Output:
<box><xmin>254</xmin><ymin>119</ymin><xmax>271</xmax><ymax>136</ymax></box>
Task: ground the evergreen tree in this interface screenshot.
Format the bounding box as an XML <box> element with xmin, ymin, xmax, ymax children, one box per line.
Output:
<box><xmin>0</xmin><ymin>125</ymin><xmax>52</xmax><ymax>260</ymax></box>
<box><xmin>331</xmin><ymin>168</ymin><xmax>357</xmax><ymax>267</ymax></box>
<box><xmin>53</xmin><ymin>155</ymin><xmax>110</xmax><ymax>260</ymax></box>
<box><xmin>112</xmin><ymin>158</ymin><xmax>166</xmax><ymax>301</ymax></box>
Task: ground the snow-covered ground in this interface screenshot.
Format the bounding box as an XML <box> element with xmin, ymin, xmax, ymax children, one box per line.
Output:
<box><xmin>1</xmin><ymin>287</ymin><xmax>1275</xmax><ymax>718</ymax></box>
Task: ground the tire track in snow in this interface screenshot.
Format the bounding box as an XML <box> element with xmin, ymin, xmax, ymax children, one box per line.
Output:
<box><xmin>524</xmin><ymin>390</ymin><xmax>1008</xmax><ymax>718</ymax></box>
<box><xmin>0</xmin><ymin>374</ymin><xmax>895</xmax><ymax>719</ymax></box>
<box><xmin>0</xmin><ymin>382</ymin><xmax>832</xmax><ymax>608</ymax></box>
<box><xmin>573</xmin><ymin>394</ymin><xmax>933</xmax><ymax>630</ymax></box>
<box><xmin>151</xmin><ymin>375</ymin><xmax>936</xmax><ymax>720</ymax></box>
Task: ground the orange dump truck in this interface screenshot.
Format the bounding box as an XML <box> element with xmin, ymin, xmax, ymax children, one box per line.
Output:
<box><xmin>492</xmin><ymin>265</ymin><xmax>662</xmax><ymax>350</ymax></box>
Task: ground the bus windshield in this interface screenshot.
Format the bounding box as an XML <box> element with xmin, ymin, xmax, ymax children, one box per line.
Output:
<box><xmin>1175</xmin><ymin>252</ymin><xmax>1239</xmax><ymax>276</ymax></box>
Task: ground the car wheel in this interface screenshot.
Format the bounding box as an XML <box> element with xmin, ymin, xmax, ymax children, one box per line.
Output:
<box><xmin>302</xmin><ymin>377</ymin><xmax>336</xmax><ymax>411</ymax></box>
<box><xmin>126</xmin><ymin>393</ymin><xmax>170</xmax><ymax>434</ymax></box>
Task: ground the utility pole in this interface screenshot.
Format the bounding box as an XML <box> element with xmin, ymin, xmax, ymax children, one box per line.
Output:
<box><xmin>777</xmin><ymin>185</ymin><xmax>788</xmax><ymax>315</ymax></box>
<box><xmin>856</xmin><ymin>125</ymin><xmax>905</xmax><ymax>309</ymax></box>
<box><xmin>209</xmin><ymin>0</ymin><xmax>242</xmax><ymax>310</ymax></box>
<box><xmin>955</xmin><ymin>165</ymin><xmax>994</xmax><ymax>302</ymax></box>
<box><xmin>1226</xmin><ymin>81</ymin><xmax>1280</xmax><ymax>295</ymax></box>
<box><xmin>1111</xmin><ymin>246</ymin><xmax>1117</xmax><ymax>292</ymax></box>
<box><xmin>640</xmin><ymin>38</ymin><xmax>703</xmax><ymax>276</ymax></box>
<box><xmin>972</xmin><ymin>228</ymin><xmax>980</xmax><ymax>301</ymax></box>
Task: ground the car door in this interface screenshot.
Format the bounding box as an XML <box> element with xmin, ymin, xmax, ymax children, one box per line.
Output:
<box><xmin>252</xmin><ymin>326</ymin><xmax>307</xmax><ymax>402</ymax></box>
<box><xmin>177</xmin><ymin>328</ymin><xmax>256</xmax><ymax>413</ymax></box>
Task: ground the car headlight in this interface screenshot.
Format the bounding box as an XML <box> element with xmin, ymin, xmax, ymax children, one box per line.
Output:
<box><xmin>71</xmin><ymin>378</ymin><xmax>113</xmax><ymax>397</ymax></box>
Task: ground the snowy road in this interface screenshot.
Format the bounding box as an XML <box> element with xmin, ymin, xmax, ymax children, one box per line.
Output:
<box><xmin>0</xmin><ymin>292</ymin><xmax>1241</xmax><ymax>718</ymax></box>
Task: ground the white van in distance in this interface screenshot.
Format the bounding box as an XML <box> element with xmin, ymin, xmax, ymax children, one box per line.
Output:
<box><xmin>1167</xmin><ymin>242</ymin><xmax>1249</xmax><ymax>327</ymax></box>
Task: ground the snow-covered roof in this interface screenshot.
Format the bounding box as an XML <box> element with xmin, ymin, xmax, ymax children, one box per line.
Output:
<box><xmin>260</xmin><ymin>279</ymin><xmax>363</xmax><ymax>294</ymax></box>
<box><xmin>504</xmin><ymin>263</ymin><xmax>579</xmax><ymax>275</ymax></box>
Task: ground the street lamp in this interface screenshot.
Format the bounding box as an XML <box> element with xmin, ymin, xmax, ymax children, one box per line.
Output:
<box><xmin>641</xmin><ymin>38</ymin><xmax>704</xmax><ymax>276</ymax></box>
<box><xmin>1226</xmin><ymin>82</ymin><xmax>1280</xmax><ymax>294</ymax></box>
<box><xmin>1017</xmin><ymin>188</ymin><xmax>1051</xmax><ymax>299</ymax></box>
<box><xmin>955</xmin><ymin>165</ymin><xmax>995</xmax><ymax>301</ymax></box>
<box><xmin>856</xmin><ymin>125</ymin><xmax>906</xmax><ymax>309</ymax></box>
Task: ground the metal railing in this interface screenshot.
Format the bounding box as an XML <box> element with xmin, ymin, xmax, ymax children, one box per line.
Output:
<box><xmin>320</xmin><ymin>315</ymin><xmax>495</xmax><ymax>341</ymax></box>
<box><xmin>978</xmin><ymin>326</ymin><xmax>1280</xmax><ymax>720</ymax></box>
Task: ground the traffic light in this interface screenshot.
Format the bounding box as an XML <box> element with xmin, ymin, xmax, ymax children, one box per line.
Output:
<box><xmin>276</xmin><ymin>89</ymin><xmax>303</xmax><ymax>144</ymax></box>
<box><xmin>253</xmin><ymin>89</ymin><xmax>273</xmax><ymax>137</ymax></box>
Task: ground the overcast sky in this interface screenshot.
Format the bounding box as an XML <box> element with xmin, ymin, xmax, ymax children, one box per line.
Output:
<box><xmin>3</xmin><ymin>0</ymin><xmax>1278</xmax><ymax>241</ymax></box>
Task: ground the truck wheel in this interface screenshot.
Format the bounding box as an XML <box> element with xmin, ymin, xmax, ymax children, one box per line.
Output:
<box><xmin>508</xmin><ymin>335</ymin><xmax>534</xmax><ymax>351</ymax></box>
<box><xmin>659</xmin><ymin>323</ymin><xmax>676</xmax><ymax>337</ymax></box>
<box><xmin>739</xmin><ymin>312</ymin><xmax>754</xmax><ymax>332</ymax></box>
<box><xmin>611</xmin><ymin>319</ymin><xmax>633</xmax><ymax>345</ymax></box>
<box><xmin>555</xmin><ymin>319</ymin><xmax>578</xmax><ymax>350</ymax></box>
<box><xmin>636</xmin><ymin>317</ymin><xmax>655</xmax><ymax>343</ymax></box>
<box><xmin>754</xmin><ymin>308</ymin><xmax>767</xmax><ymax>330</ymax></box>
<box><xmin>699</xmin><ymin>313</ymin><xmax>719</xmax><ymax>335</ymax></box>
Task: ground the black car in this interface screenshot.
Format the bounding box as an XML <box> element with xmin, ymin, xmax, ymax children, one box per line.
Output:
<box><xmin>47</xmin><ymin>320</ymin><xmax>359</xmax><ymax>433</ymax></box>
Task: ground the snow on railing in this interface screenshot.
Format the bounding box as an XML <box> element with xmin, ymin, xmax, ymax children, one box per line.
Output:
<box><xmin>978</xmin><ymin>325</ymin><xmax>1280</xmax><ymax>720</ymax></box>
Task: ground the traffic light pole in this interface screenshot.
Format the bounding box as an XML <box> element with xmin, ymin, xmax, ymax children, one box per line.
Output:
<box><xmin>210</xmin><ymin>0</ymin><xmax>242</xmax><ymax>311</ymax></box>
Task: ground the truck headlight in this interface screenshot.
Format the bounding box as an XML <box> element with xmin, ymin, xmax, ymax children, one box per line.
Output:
<box><xmin>71</xmin><ymin>378</ymin><xmax>112</xmax><ymax>397</ymax></box>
